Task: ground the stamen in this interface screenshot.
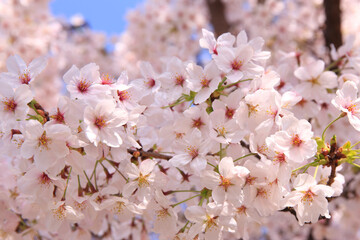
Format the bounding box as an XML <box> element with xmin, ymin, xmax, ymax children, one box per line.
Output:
<box><xmin>225</xmin><ymin>107</ymin><xmax>235</xmax><ymax>119</ymax></box>
<box><xmin>201</xmin><ymin>77</ymin><xmax>210</xmax><ymax>87</ymax></box>
<box><xmin>219</xmin><ymin>175</ymin><xmax>231</xmax><ymax>191</ymax></box>
<box><xmin>19</xmin><ymin>71</ymin><xmax>31</xmax><ymax>84</ymax></box>
<box><xmin>231</xmin><ymin>60</ymin><xmax>243</xmax><ymax>70</ymax></box>
<box><xmin>174</xmin><ymin>74</ymin><xmax>185</xmax><ymax>86</ymax></box>
<box><xmin>292</xmin><ymin>134</ymin><xmax>303</xmax><ymax>147</ymax></box>
<box><xmin>77</xmin><ymin>79</ymin><xmax>91</xmax><ymax>93</ymax></box>
<box><xmin>2</xmin><ymin>97</ymin><xmax>17</xmax><ymax>112</ymax></box>
<box><xmin>192</xmin><ymin>117</ymin><xmax>204</xmax><ymax>129</ymax></box>
<box><xmin>94</xmin><ymin>117</ymin><xmax>107</xmax><ymax>129</ymax></box>
<box><xmin>301</xmin><ymin>189</ymin><xmax>316</xmax><ymax>204</ymax></box>
<box><xmin>186</xmin><ymin>146</ymin><xmax>199</xmax><ymax>159</ymax></box>
<box><xmin>38</xmin><ymin>131</ymin><xmax>51</xmax><ymax>149</ymax></box>
<box><xmin>117</xmin><ymin>90</ymin><xmax>130</xmax><ymax>101</ymax></box>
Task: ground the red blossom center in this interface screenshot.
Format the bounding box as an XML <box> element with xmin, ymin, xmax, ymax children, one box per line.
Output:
<box><xmin>50</xmin><ymin>108</ymin><xmax>65</xmax><ymax>123</ymax></box>
<box><xmin>231</xmin><ymin>59</ymin><xmax>243</xmax><ymax>70</ymax></box>
<box><xmin>174</xmin><ymin>74</ymin><xmax>185</xmax><ymax>86</ymax></box>
<box><xmin>213</xmin><ymin>47</ymin><xmax>218</xmax><ymax>55</ymax></box>
<box><xmin>301</xmin><ymin>189</ymin><xmax>316</xmax><ymax>203</ymax></box>
<box><xmin>146</xmin><ymin>78</ymin><xmax>156</xmax><ymax>88</ymax></box>
<box><xmin>77</xmin><ymin>79</ymin><xmax>91</xmax><ymax>93</ymax></box>
<box><xmin>3</xmin><ymin>97</ymin><xmax>17</xmax><ymax>112</ymax></box>
<box><xmin>94</xmin><ymin>116</ymin><xmax>107</xmax><ymax>129</ymax></box>
<box><xmin>245</xmin><ymin>175</ymin><xmax>256</xmax><ymax>185</ymax></box>
<box><xmin>19</xmin><ymin>72</ymin><xmax>31</xmax><ymax>84</ymax></box>
<box><xmin>219</xmin><ymin>175</ymin><xmax>232</xmax><ymax>191</ymax></box>
<box><xmin>192</xmin><ymin>117</ymin><xmax>204</xmax><ymax>129</ymax></box>
<box><xmin>101</xmin><ymin>74</ymin><xmax>114</xmax><ymax>85</ymax></box>
<box><xmin>38</xmin><ymin>172</ymin><xmax>52</xmax><ymax>185</ymax></box>
<box><xmin>200</xmin><ymin>77</ymin><xmax>210</xmax><ymax>87</ymax></box>
<box><xmin>38</xmin><ymin>131</ymin><xmax>51</xmax><ymax>149</ymax></box>
<box><xmin>292</xmin><ymin>134</ymin><xmax>303</xmax><ymax>147</ymax></box>
<box><xmin>274</xmin><ymin>152</ymin><xmax>286</xmax><ymax>164</ymax></box>
<box><xmin>117</xmin><ymin>90</ymin><xmax>130</xmax><ymax>101</ymax></box>
<box><xmin>225</xmin><ymin>107</ymin><xmax>235</xmax><ymax>119</ymax></box>
<box><xmin>346</xmin><ymin>104</ymin><xmax>357</xmax><ymax>115</ymax></box>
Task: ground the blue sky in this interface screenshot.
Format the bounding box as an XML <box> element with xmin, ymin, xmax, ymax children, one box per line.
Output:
<box><xmin>50</xmin><ymin>0</ymin><xmax>144</xmax><ymax>35</ymax></box>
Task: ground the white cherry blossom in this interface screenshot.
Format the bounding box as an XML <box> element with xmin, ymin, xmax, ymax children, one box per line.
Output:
<box><xmin>83</xmin><ymin>100</ymin><xmax>128</xmax><ymax>147</ymax></box>
<box><xmin>332</xmin><ymin>80</ymin><xmax>360</xmax><ymax>131</ymax></box>
<box><xmin>21</xmin><ymin>120</ymin><xmax>72</xmax><ymax>171</ymax></box>
<box><xmin>283</xmin><ymin>173</ymin><xmax>334</xmax><ymax>225</ymax></box>
<box><xmin>0</xmin><ymin>55</ymin><xmax>47</xmax><ymax>87</ymax></box>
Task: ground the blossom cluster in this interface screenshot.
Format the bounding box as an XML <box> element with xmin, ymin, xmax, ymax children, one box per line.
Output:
<box><xmin>1</xmin><ymin>27</ymin><xmax>360</xmax><ymax>240</ymax></box>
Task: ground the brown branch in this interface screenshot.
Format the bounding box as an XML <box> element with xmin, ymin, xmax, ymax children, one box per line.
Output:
<box><xmin>240</xmin><ymin>140</ymin><xmax>260</xmax><ymax>160</ymax></box>
<box><xmin>127</xmin><ymin>149</ymin><xmax>172</xmax><ymax>160</ymax></box>
<box><xmin>326</xmin><ymin>163</ymin><xmax>337</xmax><ymax>186</ymax></box>
<box><xmin>280</xmin><ymin>207</ymin><xmax>299</xmax><ymax>222</ymax></box>
<box><xmin>206</xmin><ymin>0</ymin><xmax>231</xmax><ymax>37</ymax></box>
<box><xmin>280</xmin><ymin>207</ymin><xmax>327</xmax><ymax>223</ymax></box>
<box><xmin>323</xmin><ymin>0</ymin><xmax>343</xmax><ymax>50</ymax></box>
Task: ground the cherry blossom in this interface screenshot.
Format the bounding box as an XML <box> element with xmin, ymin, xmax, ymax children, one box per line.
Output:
<box><xmin>332</xmin><ymin>80</ymin><xmax>360</xmax><ymax>131</ymax></box>
<box><xmin>283</xmin><ymin>173</ymin><xmax>334</xmax><ymax>225</ymax></box>
<box><xmin>0</xmin><ymin>4</ymin><xmax>360</xmax><ymax>237</ymax></box>
<box><xmin>266</xmin><ymin>115</ymin><xmax>317</xmax><ymax>163</ymax></box>
<box><xmin>0</xmin><ymin>83</ymin><xmax>32</xmax><ymax>121</ymax></box>
<box><xmin>21</xmin><ymin>120</ymin><xmax>72</xmax><ymax>171</ymax></box>
<box><xmin>0</xmin><ymin>55</ymin><xmax>47</xmax><ymax>87</ymax></box>
<box><xmin>186</xmin><ymin>61</ymin><xmax>221</xmax><ymax>104</ymax></box>
<box><xmin>199</xmin><ymin>28</ymin><xmax>235</xmax><ymax>55</ymax></box>
<box><xmin>83</xmin><ymin>100</ymin><xmax>128</xmax><ymax>147</ymax></box>
<box><xmin>202</xmin><ymin>157</ymin><xmax>249</xmax><ymax>204</ymax></box>
<box><xmin>63</xmin><ymin>63</ymin><xmax>107</xmax><ymax>101</ymax></box>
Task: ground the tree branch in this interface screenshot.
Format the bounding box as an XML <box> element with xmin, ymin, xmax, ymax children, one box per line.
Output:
<box><xmin>127</xmin><ymin>149</ymin><xmax>172</xmax><ymax>160</ymax></box>
<box><xmin>323</xmin><ymin>0</ymin><xmax>343</xmax><ymax>50</ymax></box>
<box><xmin>206</xmin><ymin>0</ymin><xmax>231</xmax><ymax>37</ymax></box>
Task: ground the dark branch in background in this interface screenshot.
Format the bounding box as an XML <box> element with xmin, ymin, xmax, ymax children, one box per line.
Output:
<box><xmin>206</xmin><ymin>0</ymin><xmax>231</xmax><ymax>37</ymax></box>
<box><xmin>127</xmin><ymin>149</ymin><xmax>172</xmax><ymax>160</ymax></box>
<box><xmin>240</xmin><ymin>140</ymin><xmax>260</xmax><ymax>160</ymax></box>
<box><xmin>323</xmin><ymin>0</ymin><xmax>343</xmax><ymax>51</ymax></box>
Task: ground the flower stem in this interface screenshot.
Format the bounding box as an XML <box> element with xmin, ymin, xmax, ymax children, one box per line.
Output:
<box><xmin>198</xmin><ymin>196</ymin><xmax>205</xmax><ymax>206</ymax></box>
<box><xmin>351</xmin><ymin>141</ymin><xmax>360</xmax><ymax>148</ymax></box>
<box><xmin>325</xmin><ymin>56</ymin><xmax>345</xmax><ymax>71</ymax></box>
<box><xmin>234</xmin><ymin>153</ymin><xmax>258</xmax><ymax>162</ymax></box>
<box><xmin>180</xmin><ymin>221</ymin><xmax>190</xmax><ymax>233</ymax></box>
<box><xmin>313</xmin><ymin>165</ymin><xmax>319</xmax><ymax>179</ymax></box>
<box><xmin>322</xmin><ymin>113</ymin><xmax>345</xmax><ymax>141</ymax></box>
<box><xmin>219</xmin><ymin>143</ymin><xmax>225</xmax><ymax>160</ymax></box>
<box><xmin>105</xmin><ymin>159</ymin><xmax>129</xmax><ymax>183</ymax></box>
<box><xmin>92</xmin><ymin>160</ymin><xmax>99</xmax><ymax>191</ymax></box>
<box><xmin>169</xmin><ymin>190</ymin><xmax>201</xmax><ymax>193</ymax></box>
<box><xmin>171</xmin><ymin>194</ymin><xmax>201</xmax><ymax>208</ymax></box>
<box><xmin>292</xmin><ymin>162</ymin><xmax>313</xmax><ymax>172</ymax></box>
<box><xmin>83</xmin><ymin>170</ymin><xmax>96</xmax><ymax>193</ymax></box>
<box><xmin>61</xmin><ymin>167</ymin><xmax>72</xmax><ymax>201</ymax></box>
<box><xmin>350</xmin><ymin>162</ymin><xmax>360</xmax><ymax>168</ymax></box>
<box><xmin>224</xmin><ymin>78</ymin><xmax>252</xmax><ymax>89</ymax></box>
<box><xmin>207</xmin><ymin>162</ymin><xmax>216</xmax><ymax>168</ymax></box>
